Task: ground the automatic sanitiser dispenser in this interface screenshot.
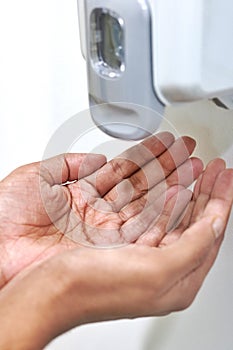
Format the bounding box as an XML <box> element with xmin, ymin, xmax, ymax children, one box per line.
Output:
<box><xmin>78</xmin><ymin>0</ymin><xmax>233</xmax><ymax>140</ymax></box>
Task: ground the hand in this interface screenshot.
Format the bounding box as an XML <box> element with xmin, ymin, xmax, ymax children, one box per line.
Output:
<box><xmin>0</xmin><ymin>159</ymin><xmax>232</xmax><ymax>350</ymax></box>
<box><xmin>0</xmin><ymin>132</ymin><xmax>201</xmax><ymax>288</ymax></box>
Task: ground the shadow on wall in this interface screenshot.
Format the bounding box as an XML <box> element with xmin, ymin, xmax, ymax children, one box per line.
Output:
<box><xmin>160</xmin><ymin>100</ymin><xmax>233</xmax><ymax>165</ymax></box>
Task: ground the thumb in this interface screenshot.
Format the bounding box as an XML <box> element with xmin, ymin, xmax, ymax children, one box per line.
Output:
<box><xmin>40</xmin><ymin>153</ymin><xmax>107</xmax><ymax>185</ymax></box>
<box><xmin>161</xmin><ymin>215</ymin><xmax>225</xmax><ymax>290</ymax></box>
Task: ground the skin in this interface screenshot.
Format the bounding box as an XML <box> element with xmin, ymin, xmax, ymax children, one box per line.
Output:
<box><xmin>0</xmin><ymin>133</ymin><xmax>233</xmax><ymax>349</ymax></box>
<box><xmin>0</xmin><ymin>132</ymin><xmax>202</xmax><ymax>288</ymax></box>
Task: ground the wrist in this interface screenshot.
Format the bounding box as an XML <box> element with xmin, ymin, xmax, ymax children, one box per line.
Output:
<box><xmin>0</xmin><ymin>261</ymin><xmax>74</xmax><ymax>350</ymax></box>
<box><xmin>48</xmin><ymin>247</ymin><xmax>155</xmax><ymax>326</ymax></box>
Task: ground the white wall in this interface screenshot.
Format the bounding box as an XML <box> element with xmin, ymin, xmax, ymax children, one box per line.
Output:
<box><xmin>0</xmin><ymin>0</ymin><xmax>88</xmax><ymax>179</ymax></box>
<box><xmin>1</xmin><ymin>1</ymin><xmax>233</xmax><ymax>349</ymax></box>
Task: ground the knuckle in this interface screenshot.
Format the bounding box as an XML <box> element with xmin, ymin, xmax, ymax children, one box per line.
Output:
<box><xmin>110</xmin><ymin>159</ymin><xmax>126</xmax><ymax>179</ymax></box>
<box><xmin>130</xmin><ymin>173</ymin><xmax>148</xmax><ymax>195</ymax></box>
<box><xmin>118</xmin><ymin>209</ymin><xmax>129</xmax><ymax>222</ymax></box>
<box><xmin>161</xmin><ymin>156</ymin><xmax>176</xmax><ymax>174</ymax></box>
<box><xmin>167</xmin><ymin>172</ymin><xmax>179</xmax><ymax>186</ymax></box>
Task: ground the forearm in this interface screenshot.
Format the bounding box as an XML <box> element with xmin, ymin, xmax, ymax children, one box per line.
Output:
<box><xmin>0</xmin><ymin>259</ymin><xmax>83</xmax><ymax>350</ymax></box>
<box><xmin>0</xmin><ymin>223</ymin><xmax>222</xmax><ymax>350</ymax></box>
<box><xmin>0</xmin><ymin>247</ymin><xmax>154</xmax><ymax>349</ymax></box>
<box><xmin>0</xmin><ymin>270</ymin><xmax>58</xmax><ymax>350</ymax></box>
<box><xmin>0</xmin><ymin>249</ymin><xmax>128</xmax><ymax>349</ymax></box>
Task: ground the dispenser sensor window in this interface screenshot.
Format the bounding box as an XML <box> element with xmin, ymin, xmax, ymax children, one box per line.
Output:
<box><xmin>90</xmin><ymin>8</ymin><xmax>125</xmax><ymax>78</ymax></box>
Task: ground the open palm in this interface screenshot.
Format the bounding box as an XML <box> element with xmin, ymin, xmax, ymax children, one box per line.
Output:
<box><xmin>0</xmin><ymin>132</ymin><xmax>202</xmax><ymax>288</ymax></box>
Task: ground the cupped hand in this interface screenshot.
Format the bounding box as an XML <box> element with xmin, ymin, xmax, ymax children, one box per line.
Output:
<box><xmin>0</xmin><ymin>158</ymin><xmax>233</xmax><ymax>350</ymax></box>
<box><xmin>0</xmin><ymin>132</ymin><xmax>201</xmax><ymax>288</ymax></box>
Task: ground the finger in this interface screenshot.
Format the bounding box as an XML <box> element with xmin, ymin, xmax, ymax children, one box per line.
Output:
<box><xmin>159</xmin><ymin>201</ymin><xmax>196</xmax><ymax>247</ymax></box>
<box><xmin>85</xmin><ymin>132</ymin><xmax>175</xmax><ymax>196</ymax></box>
<box><xmin>174</xmin><ymin>237</ymin><xmax>223</xmax><ymax>311</ymax></box>
<box><xmin>166</xmin><ymin>157</ymin><xmax>203</xmax><ymax>188</ymax></box>
<box><xmin>105</xmin><ymin>140</ymin><xmax>199</xmax><ymax>211</ymax></box>
<box><xmin>120</xmin><ymin>188</ymin><xmax>192</xmax><ymax>243</ymax></box>
<box><xmin>191</xmin><ymin>159</ymin><xmax>226</xmax><ymax>223</ymax></box>
<box><xmin>202</xmin><ymin>169</ymin><xmax>233</xmax><ymax>217</ymax></box>
<box><xmin>135</xmin><ymin>189</ymin><xmax>192</xmax><ymax>246</ymax></box>
<box><xmin>192</xmin><ymin>173</ymin><xmax>203</xmax><ymax>199</ymax></box>
<box><xmin>116</xmin><ymin>137</ymin><xmax>196</xmax><ymax>199</ymax></box>
<box><xmin>155</xmin><ymin>215</ymin><xmax>220</xmax><ymax>300</ymax></box>
<box><xmin>115</xmin><ymin>157</ymin><xmax>202</xmax><ymax>217</ymax></box>
<box><xmin>158</xmin><ymin>168</ymin><xmax>233</xmax><ymax>285</ymax></box>
<box><xmin>159</xmin><ymin>136</ymin><xmax>196</xmax><ymax>176</ymax></box>
<box><xmin>160</xmin><ymin>170</ymin><xmax>233</xmax><ymax>289</ymax></box>
<box><xmin>40</xmin><ymin>153</ymin><xmax>107</xmax><ymax>185</ymax></box>
<box><xmin>118</xmin><ymin>181</ymin><xmax>171</xmax><ymax>221</ymax></box>
<box><xmin>153</xmin><ymin>237</ymin><xmax>223</xmax><ymax>315</ymax></box>
<box><xmin>194</xmin><ymin>158</ymin><xmax>226</xmax><ymax>199</ymax></box>
<box><xmin>210</xmin><ymin>168</ymin><xmax>233</xmax><ymax>202</ymax></box>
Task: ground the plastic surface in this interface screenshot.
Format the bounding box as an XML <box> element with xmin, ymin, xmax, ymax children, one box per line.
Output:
<box><xmin>79</xmin><ymin>0</ymin><xmax>164</xmax><ymax>140</ymax></box>
<box><xmin>150</xmin><ymin>0</ymin><xmax>233</xmax><ymax>104</ymax></box>
<box><xmin>78</xmin><ymin>0</ymin><xmax>233</xmax><ymax>141</ymax></box>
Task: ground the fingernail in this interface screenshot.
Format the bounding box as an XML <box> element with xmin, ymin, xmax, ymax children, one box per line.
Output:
<box><xmin>212</xmin><ymin>217</ymin><xmax>225</xmax><ymax>239</ymax></box>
